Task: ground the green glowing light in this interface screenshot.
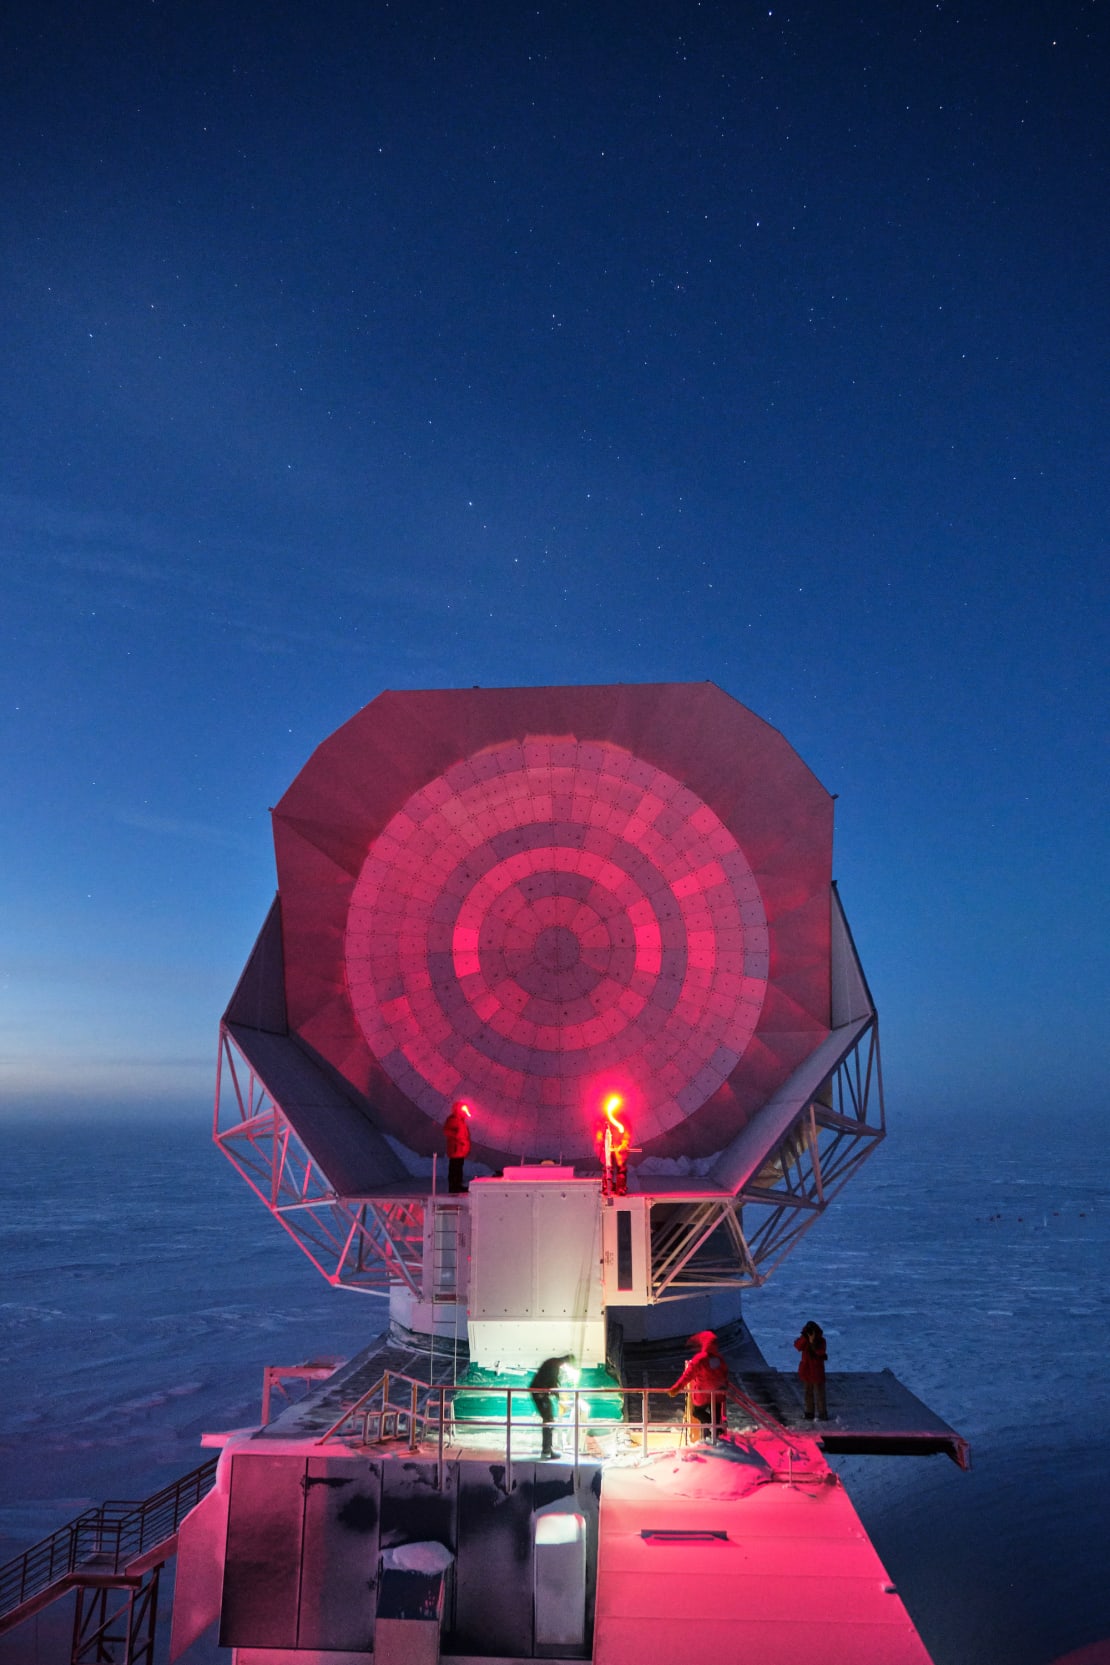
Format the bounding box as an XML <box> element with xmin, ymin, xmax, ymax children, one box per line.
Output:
<box><xmin>451</xmin><ymin>1362</ymin><xmax>624</xmax><ymax>1425</ymax></box>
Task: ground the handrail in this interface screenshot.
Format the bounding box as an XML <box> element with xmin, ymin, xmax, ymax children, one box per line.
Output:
<box><xmin>314</xmin><ymin>1366</ymin><xmax>441</xmax><ymax>1446</ymax></box>
<box><xmin>724</xmin><ymin>1380</ymin><xmax>803</xmax><ymax>1446</ymax></box>
<box><xmin>315</xmin><ymin>1371</ymin><xmax>388</xmax><ymax>1444</ymax></box>
<box><xmin>0</xmin><ymin>1457</ymin><xmax>218</xmax><ymax>1628</ymax></box>
<box><xmin>314</xmin><ymin>1379</ymin><xmax>802</xmax><ymax>1487</ymax></box>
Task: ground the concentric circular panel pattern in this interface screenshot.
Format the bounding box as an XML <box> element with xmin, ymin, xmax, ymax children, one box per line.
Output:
<box><xmin>345</xmin><ymin>739</ymin><xmax>769</xmax><ymax>1157</ymax></box>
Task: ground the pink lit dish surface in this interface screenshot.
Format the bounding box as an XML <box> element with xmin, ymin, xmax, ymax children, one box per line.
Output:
<box><xmin>272</xmin><ymin>683</ymin><xmax>834</xmax><ymax>1165</ymax></box>
<box><xmin>345</xmin><ymin>739</ymin><xmax>768</xmax><ymax>1154</ymax></box>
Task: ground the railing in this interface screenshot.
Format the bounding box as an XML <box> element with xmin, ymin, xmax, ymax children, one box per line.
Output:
<box><xmin>315</xmin><ymin>1371</ymin><xmax>806</xmax><ymax>1490</ymax></box>
<box><xmin>0</xmin><ymin>1457</ymin><xmax>219</xmax><ymax>1630</ymax></box>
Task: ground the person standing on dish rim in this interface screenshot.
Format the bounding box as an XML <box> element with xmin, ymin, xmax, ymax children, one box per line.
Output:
<box><xmin>444</xmin><ymin>1100</ymin><xmax>472</xmax><ymax>1193</ymax></box>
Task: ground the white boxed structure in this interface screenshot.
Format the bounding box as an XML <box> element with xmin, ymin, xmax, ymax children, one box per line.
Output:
<box><xmin>467</xmin><ymin>1176</ymin><xmax>605</xmax><ymax>1367</ymax></box>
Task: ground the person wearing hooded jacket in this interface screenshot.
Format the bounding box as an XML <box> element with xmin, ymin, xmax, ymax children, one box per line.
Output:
<box><xmin>794</xmin><ymin>1320</ymin><xmax>828</xmax><ymax>1419</ymax></box>
<box><xmin>529</xmin><ymin>1354</ymin><xmax>575</xmax><ymax>1459</ymax></box>
<box><xmin>444</xmin><ymin>1101</ymin><xmax>472</xmax><ymax>1193</ymax></box>
<box><xmin>667</xmin><ymin>1330</ymin><xmax>729</xmax><ymax>1439</ymax></box>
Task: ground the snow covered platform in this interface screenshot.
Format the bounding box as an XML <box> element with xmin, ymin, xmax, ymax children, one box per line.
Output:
<box><xmin>243</xmin><ymin>1336</ymin><xmax>969</xmax><ymax>1472</ymax></box>
<box><xmin>738</xmin><ymin>1368</ymin><xmax>971</xmax><ymax>1468</ymax></box>
<box><xmin>593</xmin><ymin>1438</ymin><xmax>933</xmax><ymax>1665</ymax></box>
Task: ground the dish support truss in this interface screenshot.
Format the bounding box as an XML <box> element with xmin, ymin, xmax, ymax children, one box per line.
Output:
<box><xmin>213</xmin><ymin>1016</ymin><xmax>884</xmax><ymax>1301</ymax></box>
<box><xmin>214</xmin><ymin>1032</ymin><xmax>424</xmax><ymax>1296</ymax></box>
<box><xmin>649</xmin><ymin>1019</ymin><xmax>885</xmax><ymax>1297</ymax></box>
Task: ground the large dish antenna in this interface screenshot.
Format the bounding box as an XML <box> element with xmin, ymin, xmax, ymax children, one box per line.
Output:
<box><xmin>215</xmin><ymin>684</ymin><xmax>883</xmax><ymax>1300</ymax></box>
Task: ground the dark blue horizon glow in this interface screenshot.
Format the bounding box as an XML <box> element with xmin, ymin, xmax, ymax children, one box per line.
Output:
<box><xmin>2</xmin><ymin>1</ymin><xmax>1107</xmax><ymax>1128</ymax></box>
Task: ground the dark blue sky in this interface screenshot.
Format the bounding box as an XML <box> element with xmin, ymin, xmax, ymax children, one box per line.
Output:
<box><xmin>2</xmin><ymin>0</ymin><xmax>1106</xmax><ymax>1125</ymax></box>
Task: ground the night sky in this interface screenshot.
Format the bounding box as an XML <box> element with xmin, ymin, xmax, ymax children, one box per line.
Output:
<box><xmin>2</xmin><ymin>1</ymin><xmax>1107</xmax><ymax>1128</ymax></box>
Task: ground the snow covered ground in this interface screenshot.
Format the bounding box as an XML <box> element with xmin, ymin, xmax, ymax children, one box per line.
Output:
<box><xmin>1</xmin><ymin>1112</ymin><xmax>1106</xmax><ymax>1664</ymax></box>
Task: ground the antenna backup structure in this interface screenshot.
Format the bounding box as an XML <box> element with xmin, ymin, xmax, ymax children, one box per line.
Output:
<box><xmin>170</xmin><ymin>682</ymin><xmax>965</xmax><ymax>1665</ymax></box>
<box><xmin>214</xmin><ymin>682</ymin><xmax>883</xmax><ymax>1350</ymax></box>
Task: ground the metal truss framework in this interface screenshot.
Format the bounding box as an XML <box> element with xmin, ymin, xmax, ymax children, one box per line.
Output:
<box><xmin>71</xmin><ymin>1570</ymin><xmax>160</xmax><ymax>1665</ymax></box>
<box><xmin>648</xmin><ymin>1019</ymin><xmax>886</xmax><ymax>1298</ymax></box>
<box><xmin>215</xmin><ymin>1029</ymin><xmax>424</xmax><ymax>1295</ymax></box>
<box><xmin>0</xmin><ymin>1460</ymin><xmax>216</xmax><ymax>1661</ymax></box>
<box><xmin>217</xmin><ymin>1019</ymin><xmax>884</xmax><ymax>1305</ymax></box>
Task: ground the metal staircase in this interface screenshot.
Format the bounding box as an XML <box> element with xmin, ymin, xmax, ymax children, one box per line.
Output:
<box><xmin>0</xmin><ymin>1457</ymin><xmax>218</xmax><ymax>1662</ymax></box>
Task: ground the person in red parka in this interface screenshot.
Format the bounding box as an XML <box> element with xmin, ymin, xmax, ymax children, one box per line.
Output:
<box><xmin>794</xmin><ymin>1320</ymin><xmax>828</xmax><ymax>1419</ymax></box>
<box><xmin>444</xmin><ymin>1101</ymin><xmax>472</xmax><ymax>1193</ymax></box>
<box><xmin>667</xmin><ymin>1329</ymin><xmax>729</xmax><ymax>1440</ymax></box>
